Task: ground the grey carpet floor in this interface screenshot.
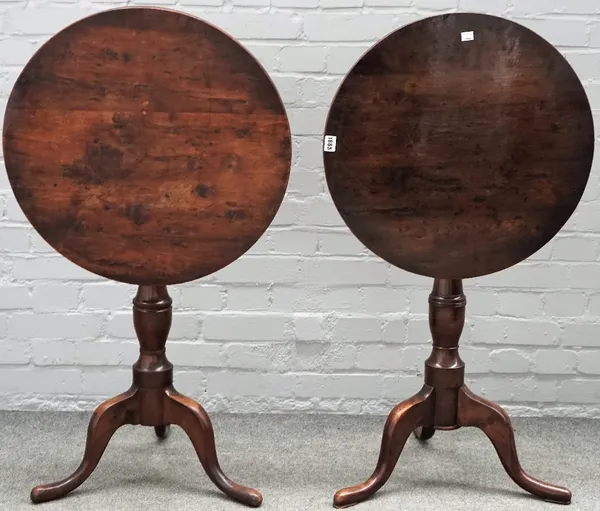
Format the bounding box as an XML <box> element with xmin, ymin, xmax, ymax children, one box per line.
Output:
<box><xmin>0</xmin><ymin>411</ymin><xmax>597</xmax><ymax>511</ymax></box>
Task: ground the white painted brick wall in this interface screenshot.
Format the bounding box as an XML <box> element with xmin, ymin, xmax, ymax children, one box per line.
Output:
<box><xmin>0</xmin><ymin>0</ymin><xmax>599</xmax><ymax>418</ymax></box>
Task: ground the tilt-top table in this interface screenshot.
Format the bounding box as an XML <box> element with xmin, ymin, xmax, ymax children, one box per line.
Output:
<box><xmin>324</xmin><ymin>13</ymin><xmax>594</xmax><ymax>508</ymax></box>
<box><xmin>3</xmin><ymin>7</ymin><xmax>291</xmax><ymax>506</ymax></box>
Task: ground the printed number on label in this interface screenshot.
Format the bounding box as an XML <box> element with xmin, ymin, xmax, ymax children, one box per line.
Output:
<box><xmin>324</xmin><ymin>135</ymin><xmax>337</xmax><ymax>153</ymax></box>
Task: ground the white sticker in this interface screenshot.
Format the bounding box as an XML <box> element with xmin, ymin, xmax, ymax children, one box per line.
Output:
<box><xmin>461</xmin><ymin>31</ymin><xmax>474</xmax><ymax>42</ymax></box>
<box><xmin>324</xmin><ymin>135</ymin><xmax>337</xmax><ymax>153</ymax></box>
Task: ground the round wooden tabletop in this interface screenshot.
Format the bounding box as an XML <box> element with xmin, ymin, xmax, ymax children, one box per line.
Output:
<box><xmin>324</xmin><ymin>13</ymin><xmax>594</xmax><ymax>279</ymax></box>
<box><xmin>4</xmin><ymin>7</ymin><xmax>291</xmax><ymax>285</ymax></box>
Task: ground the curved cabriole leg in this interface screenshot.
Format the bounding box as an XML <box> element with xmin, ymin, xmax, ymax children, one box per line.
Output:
<box><xmin>458</xmin><ymin>386</ymin><xmax>571</xmax><ymax>505</ymax></box>
<box><xmin>165</xmin><ymin>388</ymin><xmax>263</xmax><ymax>508</ymax></box>
<box><xmin>333</xmin><ymin>385</ymin><xmax>435</xmax><ymax>509</ymax></box>
<box><xmin>154</xmin><ymin>425</ymin><xmax>170</xmax><ymax>439</ymax></box>
<box><xmin>413</xmin><ymin>425</ymin><xmax>435</xmax><ymax>441</ymax></box>
<box><xmin>30</xmin><ymin>388</ymin><xmax>137</xmax><ymax>503</ymax></box>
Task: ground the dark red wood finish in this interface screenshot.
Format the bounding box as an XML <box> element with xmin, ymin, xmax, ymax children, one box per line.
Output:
<box><xmin>326</xmin><ymin>14</ymin><xmax>590</xmax><ymax>508</ymax></box>
<box><xmin>325</xmin><ymin>13</ymin><xmax>593</xmax><ymax>279</ymax></box>
<box><xmin>31</xmin><ymin>286</ymin><xmax>262</xmax><ymax>507</ymax></box>
<box><xmin>4</xmin><ymin>7</ymin><xmax>291</xmax><ymax>285</ymax></box>
<box><xmin>4</xmin><ymin>7</ymin><xmax>291</xmax><ymax>506</ymax></box>
<box><xmin>333</xmin><ymin>279</ymin><xmax>572</xmax><ymax>508</ymax></box>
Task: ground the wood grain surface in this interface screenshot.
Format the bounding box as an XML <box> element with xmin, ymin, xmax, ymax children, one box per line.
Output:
<box><xmin>324</xmin><ymin>13</ymin><xmax>594</xmax><ymax>279</ymax></box>
<box><xmin>4</xmin><ymin>7</ymin><xmax>291</xmax><ymax>285</ymax></box>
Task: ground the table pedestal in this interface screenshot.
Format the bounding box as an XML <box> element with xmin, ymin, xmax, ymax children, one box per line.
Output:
<box><xmin>333</xmin><ymin>279</ymin><xmax>571</xmax><ymax>508</ymax></box>
<box><xmin>30</xmin><ymin>285</ymin><xmax>262</xmax><ymax>508</ymax></box>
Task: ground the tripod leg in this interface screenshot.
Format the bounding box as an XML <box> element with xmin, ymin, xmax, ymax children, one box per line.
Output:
<box><xmin>154</xmin><ymin>425</ymin><xmax>170</xmax><ymax>439</ymax></box>
<box><xmin>458</xmin><ymin>386</ymin><xmax>571</xmax><ymax>504</ymax></box>
<box><xmin>413</xmin><ymin>425</ymin><xmax>436</xmax><ymax>441</ymax></box>
<box><xmin>31</xmin><ymin>387</ymin><xmax>137</xmax><ymax>503</ymax></box>
<box><xmin>333</xmin><ymin>385</ymin><xmax>434</xmax><ymax>508</ymax></box>
<box><xmin>165</xmin><ymin>388</ymin><xmax>263</xmax><ymax>507</ymax></box>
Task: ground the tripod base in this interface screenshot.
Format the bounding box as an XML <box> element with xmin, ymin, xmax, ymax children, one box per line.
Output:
<box><xmin>30</xmin><ymin>285</ymin><xmax>262</xmax><ymax>507</ymax></box>
<box><xmin>333</xmin><ymin>384</ymin><xmax>570</xmax><ymax>508</ymax></box>
<box><xmin>30</xmin><ymin>385</ymin><xmax>262</xmax><ymax>507</ymax></box>
<box><xmin>334</xmin><ymin>279</ymin><xmax>571</xmax><ymax>508</ymax></box>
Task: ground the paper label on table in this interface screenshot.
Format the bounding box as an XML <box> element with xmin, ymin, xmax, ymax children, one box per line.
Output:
<box><xmin>461</xmin><ymin>31</ymin><xmax>474</xmax><ymax>42</ymax></box>
<box><xmin>324</xmin><ymin>136</ymin><xmax>337</xmax><ymax>153</ymax></box>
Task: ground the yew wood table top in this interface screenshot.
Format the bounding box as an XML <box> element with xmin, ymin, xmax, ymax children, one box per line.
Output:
<box><xmin>324</xmin><ymin>13</ymin><xmax>594</xmax><ymax>279</ymax></box>
<box><xmin>4</xmin><ymin>7</ymin><xmax>291</xmax><ymax>285</ymax></box>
